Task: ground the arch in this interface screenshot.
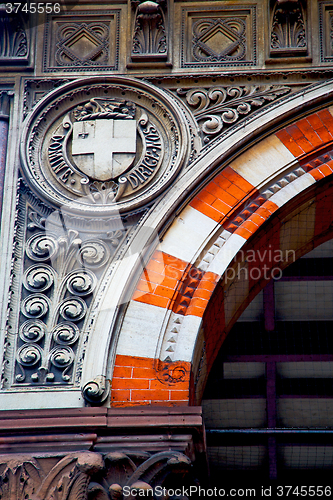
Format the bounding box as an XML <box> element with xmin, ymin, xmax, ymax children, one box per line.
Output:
<box><xmin>78</xmin><ymin>81</ymin><xmax>333</xmax><ymax>406</ymax></box>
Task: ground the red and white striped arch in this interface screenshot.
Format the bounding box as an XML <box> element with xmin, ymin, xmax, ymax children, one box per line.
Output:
<box><xmin>80</xmin><ymin>81</ymin><xmax>333</xmax><ymax>408</ymax></box>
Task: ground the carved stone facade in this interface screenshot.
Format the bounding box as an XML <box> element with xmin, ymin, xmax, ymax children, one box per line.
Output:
<box><xmin>1</xmin><ymin>0</ymin><xmax>333</xmax><ymax>489</ymax></box>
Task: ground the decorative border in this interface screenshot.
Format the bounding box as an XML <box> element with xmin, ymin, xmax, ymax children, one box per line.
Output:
<box><xmin>181</xmin><ymin>5</ymin><xmax>257</xmax><ymax>68</ymax></box>
<box><xmin>42</xmin><ymin>10</ymin><xmax>120</xmax><ymax>72</ymax></box>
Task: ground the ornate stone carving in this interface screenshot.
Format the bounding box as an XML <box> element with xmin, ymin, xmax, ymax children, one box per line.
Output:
<box><xmin>0</xmin><ymin>6</ymin><xmax>29</xmax><ymax>63</ymax></box>
<box><xmin>131</xmin><ymin>0</ymin><xmax>168</xmax><ymax>61</ymax></box>
<box><xmin>0</xmin><ymin>450</ymin><xmax>199</xmax><ymax>500</ymax></box>
<box><xmin>0</xmin><ymin>452</ymin><xmax>104</xmax><ymax>500</ymax></box>
<box><xmin>43</xmin><ymin>11</ymin><xmax>119</xmax><ymax>72</ymax></box>
<box><xmin>20</xmin><ymin>77</ymin><xmax>192</xmax><ymax>214</ymax></box>
<box><xmin>2</xmin><ymin>176</ymin><xmax>148</xmax><ymax>390</ymax></box>
<box><xmin>87</xmin><ymin>451</ymin><xmax>193</xmax><ymax>499</ymax></box>
<box><xmin>55</xmin><ymin>22</ymin><xmax>110</xmax><ymax>67</ymax></box>
<box><xmin>177</xmin><ymin>85</ymin><xmax>291</xmax><ymax>143</ymax></box>
<box><xmin>82</xmin><ymin>375</ymin><xmax>109</xmax><ymax>404</ymax></box>
<box><xmin>192</xmin><ymin>18</ymin><xmax>246</xmax><ymax>63</ymax></box>
<box><xmin>270</xmin><ymin>0</ymin><xmax>307</xmax><ymax>57</ymax></box>
<box><xmin>181</xmin><ymin>5</ymin><xmax>256</xmax><ymax>68</ymax></box>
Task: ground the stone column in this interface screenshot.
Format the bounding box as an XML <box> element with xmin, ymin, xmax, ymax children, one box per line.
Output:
<box><xmin>0</xmin><ymin>92</ymin><xmax>11</xmax><ymax>220</ymax></box>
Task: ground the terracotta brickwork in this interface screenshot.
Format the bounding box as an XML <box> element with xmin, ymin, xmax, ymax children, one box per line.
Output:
<box><xmin>111</xmin><ymin>354</ymin><xmax>190</xmax><ymax>407</ymax></box>
<box><xmin>112</xmin><ymin>106</ymin><xmax>333</xmax><ymax>408</ymax></box>
<box><xmin>190</xmin><ymin>166</ymin><xmax>257</xmax><ymax>223</ymax></box>
<box><xmin>276</xmin><ymin>110</ymin><xmax>333</xmax><ymax>158</ymax></box>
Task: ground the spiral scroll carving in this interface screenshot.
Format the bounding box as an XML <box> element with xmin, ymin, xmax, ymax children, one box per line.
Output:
<box><xmin>59</xmin><ymin>298</ymin><xmax>87</xmax><ymax>322</ymax></box>
<box><xmin>25</xmin><ymin>232</ymin><xmax>58</xmax><ymax>262</ymax></box>
<box><xmin>81</xmin><ymin>375</ymin><xmax>108</xmax><ymax>405</ymax></box>
<box><xmin>177</xmin><ymin>85</ymin><xmax>291</xmax><ymax>142</ymax></box>
<box><xmin>21</xmin><ymin>294</ymin><xmax>50</xmax><ymax>319</ymax></box>
<box><xmin>19</xmin><ymin>320</ymin><xmax>46</xmax><ymax>343</ymax></box>
<box><xmin>76</xmin><ymin>240</ymin><xmax>110</xmax><ymax>268</ymax></box>
<box><xmin>16</xmin><ymin>344</ymin><xmax>42</xmax><ymax>367</ymax></box>
<box><xmin>66</xmin><ymin>269</ymin><xmax>96</xmax><ymax>296</ymax></box>
<box><xmin>23</xmin><ymin>264</ymin><xmax>55</xmax><ymax>292</ymax></box>
<box><xmin>52</xmin><ymin>322</ymin><xmax>80</xmax><ymax>346</ymax></box>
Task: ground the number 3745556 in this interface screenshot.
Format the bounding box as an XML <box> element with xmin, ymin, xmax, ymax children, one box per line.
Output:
<box><xmin>5</xmin><ymin>3</ymin><xmax>61</xmax><ymax>14</ymax></box>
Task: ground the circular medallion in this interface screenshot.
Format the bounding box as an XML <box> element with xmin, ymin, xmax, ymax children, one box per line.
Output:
<box><xmin>20</xmin><ymin>77</ymin><xmax>191</xmax><ymax>215</ymax></box>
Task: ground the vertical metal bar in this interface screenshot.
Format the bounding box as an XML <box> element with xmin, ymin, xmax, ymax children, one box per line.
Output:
<box><xmin>0</xmin><ymin>92</ymin><xmax>11</xmax><ymax>222</ymax></box>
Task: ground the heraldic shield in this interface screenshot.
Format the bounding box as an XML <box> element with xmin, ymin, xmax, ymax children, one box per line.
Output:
<box><xmin>71</xmin><ymin>98</ymin><xmax>137</xmax><ymax>182</ymax></box>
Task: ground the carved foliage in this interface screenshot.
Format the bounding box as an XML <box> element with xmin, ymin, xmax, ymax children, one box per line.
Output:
<box><xmin>177</xmin><ymin>84</ymin><xmax>291</xmax><ymax>144</ymax></box>
<box><xmin>10</xmin><ymin>191</ymin><xmax>127</xmax><ymax>388</ymax></box>
<box><xmin>0</xmin><ymin>8</ymin><xmax>28</xmax><ymax>60</ymax></box>
<box><xmin>270</xmin><ymin>0</ymin><xmax>307</xmax><ymax>56</ymax></box>
<box><xmin>0</xmin><ymin>453</ymin><xmax>104</xmax><ymax>500</ymax></box>
<box><xmin>131</xmin><ymin>1</ymin><xmax>167</xmax><ymax>60</ymax></box>
<box><xmin>0</xmin><ymin>451</ymin><xmax>196</xmax><ymax>500</ymax></box>
<box><xmin>88</xmin><ymin>451</ymin><xmax>193</xmax><ymax>500</ymax></box>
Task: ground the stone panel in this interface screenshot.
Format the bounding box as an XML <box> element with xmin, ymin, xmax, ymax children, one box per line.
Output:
<box><xmin>319</xmin><ymin>1</ymin><xmax>333</xmax><ymax>62</ymax></box>
<box><xmin>181</xmin><ymin>4</ymin><xmax>256</xmax><ymax>68</ymax></box>
<box><xmin>43</xmin><ymin>10</ymin><xmax>120</xmax><ymax>72</ymax></box>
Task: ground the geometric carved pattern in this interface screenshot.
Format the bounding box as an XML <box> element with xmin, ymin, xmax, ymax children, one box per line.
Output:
<box><xmin>270</xmin><ymin>0</ymin><xmax>307</xmax><ymax>57</ymax></box>
<box><xmin>319</xmin><ymin>1</ymin><xmax>333</xmax><ymax>62</ymax></box>
<box><xmin>181</xmin><ymin>5</ymin><xmax>256</xmax><ymax>68</ymax></box>
<box><xmin>55</xmin><ymin>23</ymin><xmax>109</xmax><ymax>66</ymax></box>
<box><xmin>192</xmin><ymin>18</ymin><xmax>246</xmax><ymax>62</ymax></box>
<box><xmin>43</xmin><ymin>11</ymin><xmax>119</xmax><ymax>72</ymax></box>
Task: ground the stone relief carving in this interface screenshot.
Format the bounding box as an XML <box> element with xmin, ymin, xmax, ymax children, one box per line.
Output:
<box><xmin>176</xmin><ymin>84</ymin><xmax>291</xmax><ymax>144</ymax></box>
<box><xmin>43</xmin><ymin>11</ymin><xmax>119</xmax><ymax>72</ymax></box>
<box><xmin>55</xmin><ymin>22</ymin><xmax>110</xmax><ymax>67</ymax></box>
<box><xmin>2</xmin><ymin>181</ymin><xmax>146</xmax><ymax>390</ymax></box>
<box><xmin>3</xmin><ymin>77</ymin><xmax>195</xmax><ymax>399</ymax></box>
<box><xmin>20</xmin><ymin>77</ymin><xmax>192</xmax><ymax>214</ymax></box>
<box><xmin>270</xmin><ymin>0</ymin><xmax>307</xmax><ymax>56</ymax></box>
<box><xmin>192</xmin><ymin>18</ymin><xmax>246</xmax><ymax>63</ymax></box>
<box><xmin>0</xmin><ymin>6</ymin><xmax>28</xmax><ymax>61</ymax></box>
<box><xmin>131</xmin><ymin>0</ymin><xmax>167</xmax><ymax>61</ymax></box>
<box><xmin>0</xmin><ymin>450</ymin><xmax>196</xmax><ymax>500</ymax></box>
<box><xmin>181</xmin><ymin>6</ymin><xmax>256</xmax><ymax>68</ymax></box>
<box><xmin>0</xmin><ymin>452</ymin><xmax>104</xmax><ymax>500</ymax></box>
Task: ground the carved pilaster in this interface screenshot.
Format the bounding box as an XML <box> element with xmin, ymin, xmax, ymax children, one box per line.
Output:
<box><xmin>131</xmin><ymin>1</ymin><xmax>168</xmax><ymax>61</ymax></box>
<box><xmin>270</xmin><ymin>0</ymin><xmax>307</xmax><ymax>57</ymax></box>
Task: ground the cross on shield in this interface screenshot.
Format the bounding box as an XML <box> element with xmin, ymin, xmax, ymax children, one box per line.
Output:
<box><xmin>71</xmin><ymin>118</ymin><xmax>137</xmax><ymax>181</ymax></box>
